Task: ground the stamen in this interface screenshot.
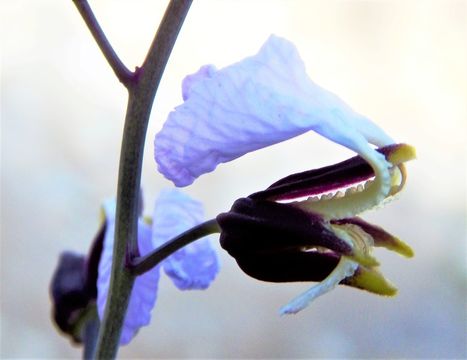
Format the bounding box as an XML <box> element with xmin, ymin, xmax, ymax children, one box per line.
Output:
<box><xmin>330</xmin><ymin>223</ymin><xmax>379</xmax><ymax>267</ymax></box>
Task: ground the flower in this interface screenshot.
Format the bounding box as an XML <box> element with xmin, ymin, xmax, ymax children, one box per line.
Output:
<box><xmin>217</xmin><ymin>144</ymin><xmax>415</xmax><ymax>314</ymax></box>
<box><xmin>154</xmin><ymin>34</ymin><xmax>415</xmax><ymax>314</ymax></box>
<box><xmin>97</xmin><ymin>189</ymin><xmax>219</xmax><ymax>345</ymax></box>
<box><xmin>155</xmin><ymin>34</ymin><xmax>394</xmax><ymax>193</ymax></box>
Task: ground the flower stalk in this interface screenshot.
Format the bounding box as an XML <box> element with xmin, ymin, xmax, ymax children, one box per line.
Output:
<box><xmin>73</xmin><ymin>0</ymin><xmax>193</xmax><ymax>358</ymax></box>
<box><xmin>130</xmin><ymin>219</ymin><xmax>221</xmax><ymax>276</ymax></box>
<box><xmin>82</xmin><ymin>313</ymin><xmax>100</xmax><ymax>360</ymax></box>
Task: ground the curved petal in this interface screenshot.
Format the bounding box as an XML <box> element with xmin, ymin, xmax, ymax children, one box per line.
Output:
<box><xmin>155</xmin><ymin>34</ymin><xmax>394</xmax><ymax>188</ymax></box>
<box><xmin>97</xmin><ymin>199</ymin><xmax>160</xmax><ymax>345</ymax></box>
<box><xmin>279</xmin><ymin>257</ymin><xmax>358</xmax><ymax>315</ymax></box>
<box><xmin>152</xmin><ymin>189</ymin><xmax>219</xmax><ymax>290</ymax></box>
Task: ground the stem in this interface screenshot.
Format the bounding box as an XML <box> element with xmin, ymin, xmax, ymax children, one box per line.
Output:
<box><xmin>72</xmin><ymin>0</ymin><xmax>133</xmax><ymax>86</ymax></box>
<box><xmin>131</xmin><ymin>219</ymin><xmax>221</xmax><ymax>275</ymax></box>
<box><xmin>93</xmin><ymin>1</ymin><xmax>193</xmax><ymax>359</ymax></box>
<box><xmin>82</xmin><ymin>315</ymin><xmax>100</xmax><ymax>360</ymax></box>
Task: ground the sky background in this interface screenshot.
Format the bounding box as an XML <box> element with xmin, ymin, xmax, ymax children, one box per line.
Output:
<box><xmin>1</xmin><ymin>0</ymin><xmax>466</xmax><ymax>358</ymax></box>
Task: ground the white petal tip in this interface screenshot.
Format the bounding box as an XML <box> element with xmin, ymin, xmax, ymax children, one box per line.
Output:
<box><xmin>279</xmin><ymin>292</ymin><xmax>320</xmax><ymax>316</ymax></box>
<box><xmin>279</xmin><ymin>304</ymin><xmax>304</xmax><ymax>316</ymax></box>
<box><xmin>278</xmin><ymin>258</ymin><xmax>358</xmax><ymax>316</ymax></box>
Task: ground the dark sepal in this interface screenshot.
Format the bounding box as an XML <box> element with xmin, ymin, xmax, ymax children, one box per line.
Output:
<box><xmin>228</xmin><ymin>247</ymin><xmax>340</xmax><ymax>283</ymax></box>
<box><xmin>217</xmin><ymin>197</ymin><xmax>353</xmax><ymax>257</ymax></box>
<box><xmin>250</xmin><ymin>144</ymin><xmax>401</xmax><ymax>201</ymax></box>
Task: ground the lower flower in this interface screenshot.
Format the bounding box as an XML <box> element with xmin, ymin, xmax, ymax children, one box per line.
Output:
<box><xmin>217</xmin><ymin>144</ymin><xmax>415</xmax><ymax>314</ymax></box>
<box><xmin>50</xmin><ymin>189</ymin><xmax>219</xmax><ymax>346</ymax></box>
<box><xmin>98</xmin><ymin>189</ymin><xmax>219</xmax><ymax>344</ymax></box>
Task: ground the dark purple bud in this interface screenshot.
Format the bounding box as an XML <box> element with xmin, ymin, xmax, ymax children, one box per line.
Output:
<box><xmin>50</xmin><ymin>252</ymin><xmax>89</xmax><ymax>343</ymax></box>
<box><xmin>50</xmin><ymin>223</ymin><xmax>105</xmax><ymax>343</ymax></box>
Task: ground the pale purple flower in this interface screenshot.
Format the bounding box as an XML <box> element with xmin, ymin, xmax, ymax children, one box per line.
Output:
<box><xmin>155</xmin><ymin>35</ymin><xmax>394</xmax><ymax>194</ymax></box>
<box><xmin>97</xmin><ymin>190</ymin><xmax>219</xmax><ymax>345</ymax></box>
<box><xmin>152</xmin><ymin>189</ymin><xmax>219</xmax><ymax>290</ymax></box>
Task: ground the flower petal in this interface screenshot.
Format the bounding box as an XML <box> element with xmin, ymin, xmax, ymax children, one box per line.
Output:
<box><xmin>182</xmin><ymin>65</ymin><xmax>216</xmax><ymax>101</ymax></box>
<box><xmin>279</xmin><ymin>257</ymin><xmax>358</xmax><ymax>315</ymax></box>
<box><xmin>97</xmin><ymin>199</ymin><xmax>160</xmax><ymax>345</ymax></box>
<box><xmin>155</xmin><ymin>34</ymin><xmax>393</xmax><ymax>188</ymax></box>
<box><xmin>152</xmin><ymin>189</ymin><xmax>219</xmax><ymax>290</ymax></box>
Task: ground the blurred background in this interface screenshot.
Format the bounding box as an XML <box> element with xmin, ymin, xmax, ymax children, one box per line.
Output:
<box><xmin>1</xmin><ymin>0</ymin><xmax>466</xmax><ymax>358</ymax></box>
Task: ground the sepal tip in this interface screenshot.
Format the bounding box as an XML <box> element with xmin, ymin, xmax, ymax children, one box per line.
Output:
<box><xmin>344</xmin><ymin>266</ymin><xmax>398</xmax><ymax>296</ymax></box>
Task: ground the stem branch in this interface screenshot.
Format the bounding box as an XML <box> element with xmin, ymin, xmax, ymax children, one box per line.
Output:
<box><xmin>131</xmin><ymin>219</ymin><xmax>221</xmax><ymax>275</ymax></box>
<box><xmin>72</xmin><ymin>0</ymin><xmax>133</xmax><ymax>86</ymax></box>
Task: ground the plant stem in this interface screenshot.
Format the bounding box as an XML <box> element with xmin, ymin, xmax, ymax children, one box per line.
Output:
<box><xmin>131</xmin><ymin>219</ymin><xmax>221</xmax><ymax>276</ymax></box>
<box><xmin>82</xmin><ymin>315</ymin><xmax>100</xmax><ymax>360</ymax></box>
<box><xmin>92</xmin><ymin>1</ymin><xmax>193</xmax><ymax>359</ymax></box>
<box><xmin>72</xmin><ymin>0</ymin><xmax>133</xmax><ymax>86</ymax></box>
